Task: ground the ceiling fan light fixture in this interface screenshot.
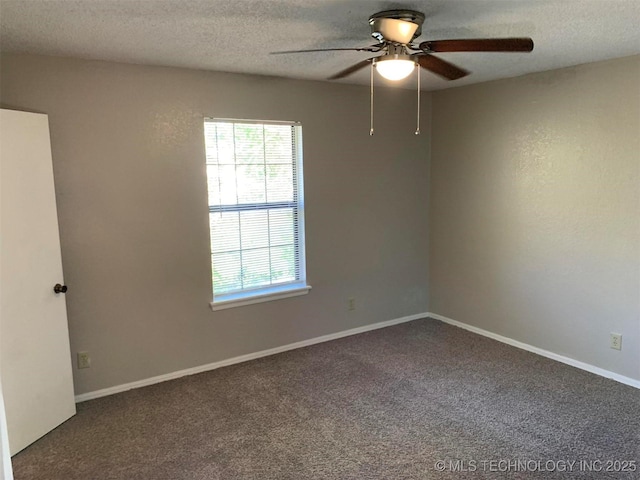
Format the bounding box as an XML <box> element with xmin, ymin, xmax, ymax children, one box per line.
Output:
<box><xmin>376</xmin><ymin>18</ymin><xmax>419</xmax><ymax>44</ymax></box>
<box><xmin>369</xmin><ymin>10</ymin><xmax>425</xmax><ymax>43</ymax></box>
<box><xmin>375</xmin><ymin>55</ymin><xmax>415</xmax><ymax>81</ymax></box>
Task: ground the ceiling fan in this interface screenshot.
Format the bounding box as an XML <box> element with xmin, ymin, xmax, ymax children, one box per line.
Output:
<box><xmin>272</xmin><ymin>9</ymin><xmax>534</xmax><ymax>82</ymax></box>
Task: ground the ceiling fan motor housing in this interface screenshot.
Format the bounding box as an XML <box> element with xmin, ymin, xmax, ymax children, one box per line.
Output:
<box><xmin>369</xmin><ymin>10</ymin><xmax>425</xmax><ymax>44</ymax></box>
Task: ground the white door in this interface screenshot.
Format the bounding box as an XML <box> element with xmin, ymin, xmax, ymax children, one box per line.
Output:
<box><xmin>0</xmin><ymin>109</ymin><xmax>76</xmax><ymax>455</ymax></box>
<box><xmin>1</xmin><ymin>382</ymin><xmax>14</xmax><ymax>479</ymax></box>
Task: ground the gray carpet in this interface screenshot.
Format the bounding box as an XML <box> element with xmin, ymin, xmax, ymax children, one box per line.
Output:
<box><xmin>11</xmin><ymin>318</ymin><xmax>640</xmax><ymax>479</ymax></box>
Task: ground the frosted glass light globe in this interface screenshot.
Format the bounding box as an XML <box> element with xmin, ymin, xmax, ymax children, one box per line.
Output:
<box><xmin>375</xmin><ymin>56</ymin><xmax>415</xmax><ymax>81</ymax></box>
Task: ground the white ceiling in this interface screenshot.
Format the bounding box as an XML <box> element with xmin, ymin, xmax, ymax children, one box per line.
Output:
<box><xmin>1</xmin><ymin>0</ymin><xmax>639</xmax><ymax>91</ymax></box>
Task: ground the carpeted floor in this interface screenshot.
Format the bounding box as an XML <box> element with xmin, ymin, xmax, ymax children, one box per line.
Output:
<box><xmin>11</xmin><ymin>318</ymin><xmax>640</xmax><ymax>479</ymax></box>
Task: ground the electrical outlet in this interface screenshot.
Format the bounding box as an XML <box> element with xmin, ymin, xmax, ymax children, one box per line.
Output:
<box><xmin>348</xmin><ymin>297</ymin><xmax>356</xmax><ymax>311</ymax></box>
<box><xmin>610</xmin><ymin>333</ymin><xmax>622</xmax><ymax>351</ymax></box>
<box><xmin>77</xmin><ymin>351</ymin><xmax>91</xmax><ymax>369</ymax></box>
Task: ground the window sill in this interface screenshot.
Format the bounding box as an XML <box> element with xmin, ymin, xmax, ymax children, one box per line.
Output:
<box><xmin>210</xmin><ymin>284</ymin><xmax>311</xmax><ymax>311</ymax></box>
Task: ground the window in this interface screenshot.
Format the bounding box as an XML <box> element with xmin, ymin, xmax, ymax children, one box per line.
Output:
<box><xmin>204</xmin><ymin>119</ymin><xmax>309</xmax><ymax>310</ymax></box>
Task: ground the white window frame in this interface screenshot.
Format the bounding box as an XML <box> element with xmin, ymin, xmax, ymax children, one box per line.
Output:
<box><xmin>204</xmin><ymin>118</ymin><xmax>310</xmax><ymax>311</ymax></box>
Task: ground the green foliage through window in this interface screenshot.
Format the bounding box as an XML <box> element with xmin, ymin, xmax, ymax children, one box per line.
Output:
<box><xmin>204</xmin><ymin>120</ymin><xmax>305</xmax><ymax>298</ymax></box>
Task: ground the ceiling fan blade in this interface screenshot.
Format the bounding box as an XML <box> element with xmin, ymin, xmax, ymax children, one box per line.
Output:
<box><xmin>328</xmin><ymin>58</ymin><xmax>373</xmax><ymax>80</ymax></box>
<box><xmin>417</xmin><ymin>54</ymin><xmax>469</xmax><ymax>81</ymax></box>
<box><xmin>419</xmin><ymin>38</ymin><xmax>534</xmax><ymax>53</ymax></box>
<box><xmin>271</xmin><ymin>45</ymin><xmax>381</xmax><ymax>55</ymax></box>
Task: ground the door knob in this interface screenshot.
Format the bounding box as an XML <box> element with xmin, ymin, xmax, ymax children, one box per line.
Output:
<box><xmin>53</xmin><ymin>284</ymin><xmax>68</xmax><ymax>294</ymax></box>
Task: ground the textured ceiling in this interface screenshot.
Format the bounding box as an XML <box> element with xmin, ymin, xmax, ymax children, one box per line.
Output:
<box><xmin>1</xmin><ymin>0</ymin><xmax>639</xmax><ymax>91</ymax></box>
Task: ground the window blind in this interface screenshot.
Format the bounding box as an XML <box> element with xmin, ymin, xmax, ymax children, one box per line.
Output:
<box><xmin>204</xmin><ymin>119</ymin><xmax>306</xmax><ymax>301</ymax></box>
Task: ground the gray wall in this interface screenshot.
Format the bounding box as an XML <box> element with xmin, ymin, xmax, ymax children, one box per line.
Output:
<box><xmin>0</xmin><ymin>54</ymin><xmax>431</xmax><ymax>395</ymax></box>
<box><xmin>430</xmin><ymin>55</ymin><xmax>640</xmax><ymax>381</ymax></box>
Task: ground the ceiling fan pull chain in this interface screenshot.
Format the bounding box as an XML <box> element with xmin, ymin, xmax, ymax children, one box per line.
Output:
<box><xmin>370</xmin><ymin>61</ymin><xmax>375</xmax><ymax>136</ymax></box>
<box><xmin>415</xmin><ymin>65</ymin><xmax>421</xmax><ymax>135</ymax></box>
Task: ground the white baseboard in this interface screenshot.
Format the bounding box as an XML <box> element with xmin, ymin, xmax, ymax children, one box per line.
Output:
<box><xmin>76</xmin><ymin>310</ymin><xmax>639</xmax><ymax>402</ymax></box>
<box><xmin>75</xmin><ymin>312</ymin><xmax>429</xmax><ymax>403</ymax></box>
<box><xmin>428</xmin><ymin>312</ymin><xmax>640</xmax><ymax>390</ymax></box>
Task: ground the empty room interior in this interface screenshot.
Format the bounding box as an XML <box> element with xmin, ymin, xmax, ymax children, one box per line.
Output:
<box><xmin>0</xmin><ymin>1</ymin><xmax>639</xmax><ymax>479</ymax></box>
